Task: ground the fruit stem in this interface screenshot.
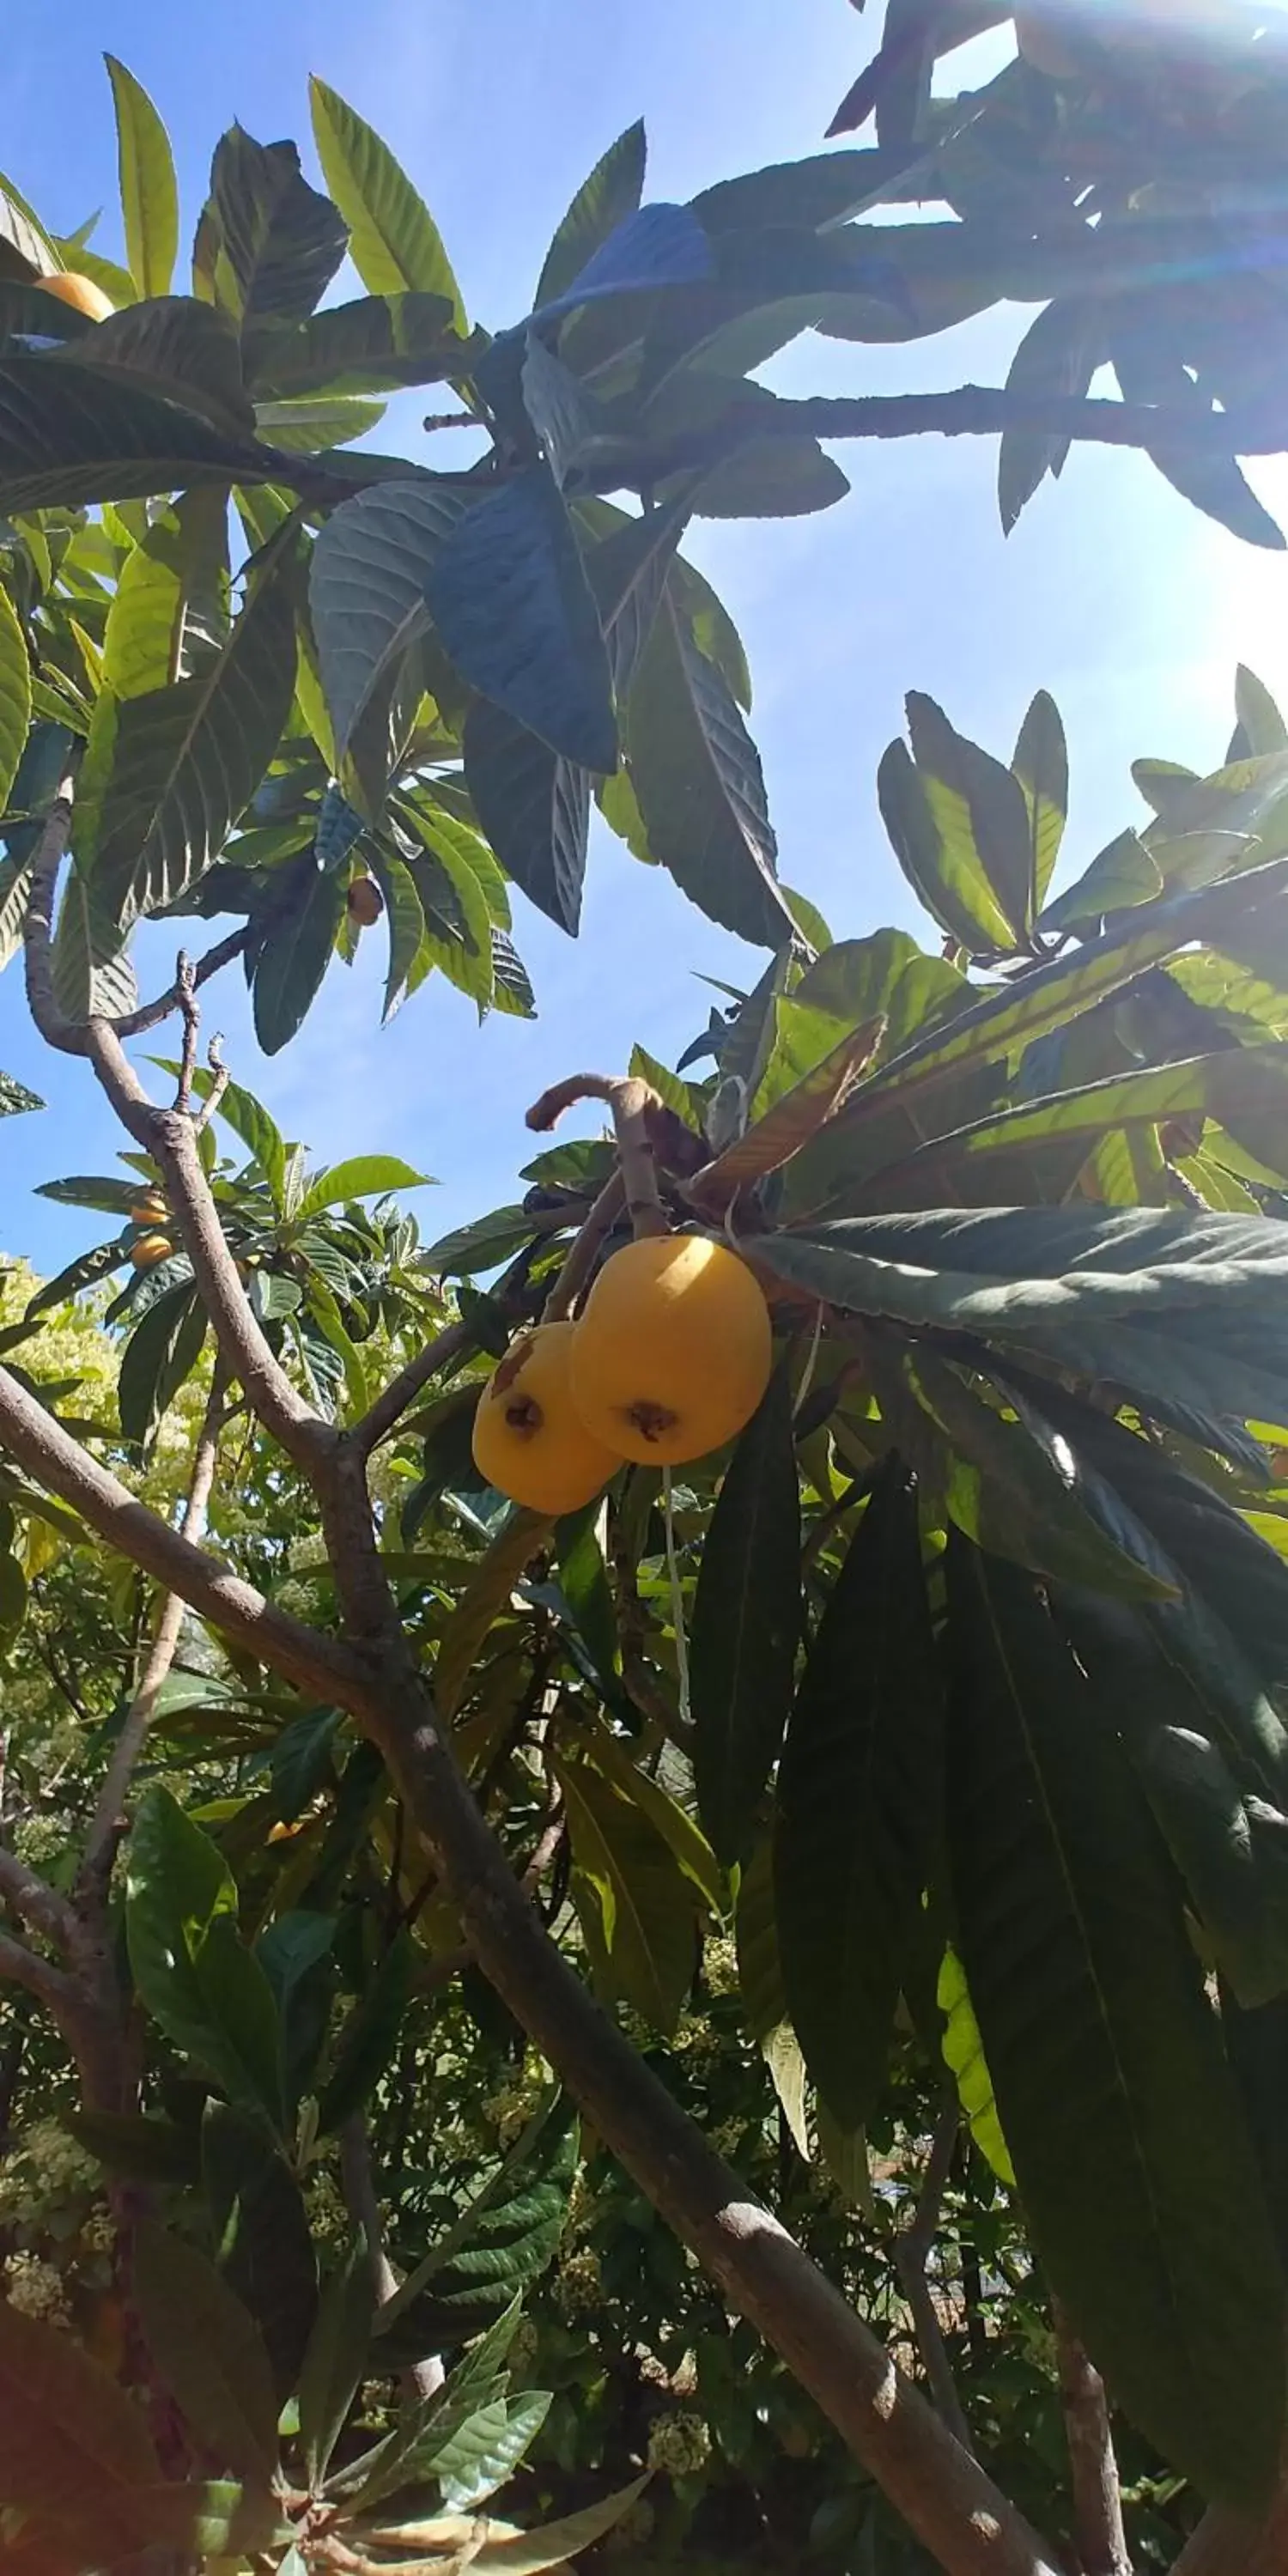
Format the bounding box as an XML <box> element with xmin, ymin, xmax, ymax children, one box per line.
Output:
<box><xmin>662</xmin><ymin>1466</ymin><xmax>691</xmax><ymax>1729</ymax></box>
<box><xmin>541</xmin><ymin>1168</ymin><xmax>626</xmax><ymax>1322</ymax></box>
<box><xmin>527</xmin><ymin>1072</ymin><xmax>670</xmax><ymax>1243</ymax></box>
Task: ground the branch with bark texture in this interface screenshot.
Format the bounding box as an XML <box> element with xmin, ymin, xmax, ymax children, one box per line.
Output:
<box><xmin>1052</xmin><ymin>2302</ymin><xmax>1130</xmax><ymax>2576</ymax></box>
<box><xmin>895</xmin><ymin>2097</ymin><xmax>973</xmax><ymax>2456</ymax></box>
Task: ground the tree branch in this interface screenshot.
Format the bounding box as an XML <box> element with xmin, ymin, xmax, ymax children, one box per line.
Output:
<box><xmin>351</xmin><ymin>1318</ymin><xmax>475</xmax><ymax>1461</ymax></box>
<box><xmin>82</xmin><ymin>1021</ymin><xmax>329</xmax><ymax>1475</ymax></box>
<box><xmin>340</xmin><ymin>2113</ymin><xmax>444</xmax><ymax>2401</ymax></box>
<box><xmin>79</xmin><ymin>1359</ymin><xmax>231</xmax><ymax>1886</ymax></box>
<box><xmin>1051</xmin><ymin>2302</ymin><xmax>1130</xmax><ymax>2576</ymax></box>
<box><xmin>895</xmin><ymin>2098</ymin><xmax>973</xmax><ymax>2455</ymax></box>
<box><xmin>0</xmin><ymin>1925</ymin><xmax>82</xmax><ymax>2016</ymax></box>
<box><xmin>0</xmin><ymin>1842</ymin><xmax>79</xmax><ymax>1957</ymax></box>
<box><xmin>541</xmin><ymin>1170</ymin><xmax>626</xmax><ymax>1322</ymax></box>
<box><xmin>1172</xmin><ymin>2474</ymin><xmax>1288</xmax><ymax>2576</ymax></box>
<box><xmin>527</xmin><ymin>1074</ymin><xmax>667</xmax><ymax>1240</ymax></box>
<box><xmin>112</xmin><ymin>930</ymin><xmax>247</xmax><ymax>1043</ymax></box>
<box><xmin>0</xmin><ymin>1364</ymin><xmax>368</xmax><ymax>1709</ymax></box>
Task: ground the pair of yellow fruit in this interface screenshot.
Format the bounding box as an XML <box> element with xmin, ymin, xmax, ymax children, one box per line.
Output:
<box><xmin>471</xmin><ymin>1234</ymin><xmax>773</xmax><ymax>1516</ymax></box>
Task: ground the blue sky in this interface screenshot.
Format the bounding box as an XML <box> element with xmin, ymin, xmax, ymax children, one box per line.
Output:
<box><xmin>5</xmin><ymin>0</ymin><xmax>1288</xmax><ymax>1278</ymax></box>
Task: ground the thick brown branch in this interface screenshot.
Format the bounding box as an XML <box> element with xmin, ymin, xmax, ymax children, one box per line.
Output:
<box><xmin>0</xmin><ymin>1364</ymin><xmax>368</xmax><ymax>1708</ymax></box>
<box><xmin>112</xmin><ymin>930</ymin><xmax>247</xmax><ymax>1042</ymax></box>
<box><xmin>0</xmin><ymin>1926</ymin><xmax>83</xmax><ymax>2016</ymax></box>
<box><xmin>895</xmin><ymin>2098</ymin><xmax>973</xmax><ymax>2455</ymax></box>
<box><xmin>0</xmin><ymin>1843</ymin><xmax>79</xmax><ymax>1957</ymax></box>
<box><xmin>1172</xmin><ymin>2473</ymin><xmax>1288</xmax><ymax>2576</ymax></box>
<box><xmin>1052</xmin><ymin>2302</ymin><xmax>1130</xmax><ymax>2576</ymax></box>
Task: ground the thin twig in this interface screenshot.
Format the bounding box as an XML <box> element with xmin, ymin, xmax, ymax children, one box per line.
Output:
<box><xmin>195</xmin><ymin>1036</ymin><xmax>230</xmax><ymax>1133</ymax></box>
<box><xmin>340</xmin><ymin>2113</ymin><xmax>444</xmax><ymax>2400</ymax></box>
<box><xmin>174</xmin><ymin>955</ymin><xmax>199</xmax><ymax>1114</ymax></box>
<box><xmin>79</xmin><ymin>1360</ymin><xmax>231</xmax><ymax>1888</ymax></box>
<box><xmin>895</xmin><ymin>2097</ymin><xmax>973</xmax><ymax>2455</ymax></box>
<box><xmin>350</xmin><ymin>1318</ymin><xmax>475</xmax><ymax>1461</ymax></box>
<box><xmin>541</xmin><ymin>1169</ymin><xmax>626</xmax><ymax>1321</ymax></box>
<box><xmin>1051</xmin><ymin>2301</ymin><xmax>1131</xmax><ymax>2576</ymax></box>
<box><xmin>112</xmin><ymin>929</ymin><xmax>248</xmax><ymax>1042</ymax></box>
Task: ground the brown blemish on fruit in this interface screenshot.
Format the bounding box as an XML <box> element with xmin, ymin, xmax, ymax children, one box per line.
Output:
<box><xmin>623</xmin><ymin>1400</ymin><xmax>680</xmax><ymax>1444</ymax></box>
<box><xmin>503</xmin><ymin>1394</ymin><xmax>543</xmax><ymax>1442</ymax></box>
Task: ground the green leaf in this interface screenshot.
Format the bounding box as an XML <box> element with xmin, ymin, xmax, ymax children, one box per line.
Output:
<box><xmin>535</xmin><ymin>122</ymin><xmax>647</xmax><ymax>309</ymax></box>
<box><xmin>906</xmin><ymin>691</ymin><xmax>1034</xmax><ymax>946</ymax></box>
<box><xmin>436</xmin><ymin>1510</ymin><xmax>552</xmax><ymax>1722</ymax></box>
<box><xmin>437</xmin><ymin>2392</ymin><xmax>552</xmax><ymax>2513</ymax></box>
<box><xmin>65</xmin><ymin>2106</ymin><xmax>199</xmax><ymax>2185</ymax></box>
<box><xmin>197</xmin><ymin>126</ymin><xmax>347</xmax><ymax>328</ymax></box>
<box><xmin>626</xmin><ymin>591</ymin><xmax>792</xmax><ymax>949</ymax></box>
<box><xmin>1111</xmin><ymin>323</ymin><xmax>1285</xmax><ymax>553</ymax></box>
<box><xmin>151</xmin><ymin>1060</ymin><xmax>288</xmax><ymax>1201</ymax></box>
<box><xmin>309</xmin><ymin>478</ymin><xmax>464</xmax><ymax>756</ymax></box>
<box><xmin>775</xmin><ymin>1459</ymin><xmax>943</xmax><ymax>2129</ymax></box>
<box><xmin>101</xmin><ymin>501</ymin><xmax>232</xmax><ymax>702</ymax></box>
<box><xmin>0</xmin><ymin>1546</ymin><xmax>27</xmax><ymax>1643</ymax></box>
<box><xmin>203</xmin><ymin>2103</ymin><xmax>318</xmax><ymax>2400</ymax></box>
<box><xmin>0</xmin><ymin>577</ymin><xmax>31</xmax><ymax>819</ymax></box>
<box><xmin>132</xmin><ymin>2218</ymin><xmax>278</xmax><ymax>2481</ymax></box>
<box><xmin>382</xmin><ymin>2476</ymin><xmax>653</xmax><ymax>2574</ymax></box>
<box><xmin>947</xmin><ymin>1540</ymin><xmax>1285</xmax><ymax>2505</ymax></box>
<box><xmin>316</xmin><ymin>1930</ymin><xmax>415</xmax><ymax>2134</ymax></box>
<box><xmin>998</xmin><ymin>298</ymin><xmax>1097</xmax><ymax>537</ymax></box>
<box><xmin>691</xmin><ymin>1363</ymin><xmax>800</xmax><ymax>1866</ymax></box>
<box><xmin>1224</xmin><ymin>1992</ymin><xmax>1288</xmax><ymax>2267</ymax></box>
<box><xmin>309</xmin><ymin>79</ymin><xmax>466</xmax><ymax>330</ymax></box>
<box><xmin>247</xmin><ymin>290</ymin><xmax>466</xmax><ymax>398</ymax></box>
<box><xmin>556</xmin><ymin>1752</ymin><xmax>699</xmax><ymax>2032</ymax></box>
<box><xmin>81</xmin><ymin>533</ymin><xmax>301</xmax><ymax>922</ymax></box>
<box><xmin>299</xmin><ymin>2239</ymin><xmax>374</xmax><ymax>2486</ymax></box>
<box><xmin>126</xmin><ymin>1786</ymin><xmax>284</xmax><ymax>2128</ymax></box>
<box><xmin>1235</xmin><ymin>665</ymin><xmax>1288</xmax><ymax>757</ymax></box>
<box><xmin>464</xmin><ymin>699</ymin><xmax>590</xmax><ymax>934</ymax></box>
<box><xmin>0</xmin><ymin>355</ymin><xmax>272</xmax><ymax>515</ymax></box>
<box><xmin>89</xmin><ymin>2480</ymin><xmax>284</xmax><ymax>2561</ymax></box>
<box><xmin>582</xmin><ymin>1722</ymin><xmax>723</xmax><ymax>1912</ymax></box>
<box><xmin>1040</xmin><ymin>827</ymin><xmax>1163</xmax><ymax>934</ymax></box>
<box><xmin>251</xmin><ymin>854</ymin><xmax>344</xmax><ymax>1054</ymax></box>
<box><xmin>937</xmin><ymin>1947</ymin><xmax>1014</xmax><ymax>2184</ymax></box>
<box><xmin>118</xmin><ymin>1281</ymin><xmax>207</xmax><ymax>1444</ymax></box>
<box><xmin>106</xmin><ymin>56</ymin><xmax>179</xmax><ymax>300</ymax></box>
<box><xmin>425</xmin><ymin>465</ymin><xmax>616</xmax><ymax>775</ymax></box>
<box><xmin>380</xmin><ymin>2097</ymin><xmax>578</xmax><ymax>2349</ymax></box>
<box><xmin>690</xmin><ymin>1014</ymin><xmax>885</xmax><ymax>1212</ymax></box>
<box><xmin>1012</xmin><ymin>690</ymin><xmax>1067</xmax><ymax>908</ymax></box>
<box><xmin>50</xmin><ymin>872</ymin><xmax>137</xmax><ymax>1024</ymax></box>
<box><xmin>295</xmin><ymin>1154</ymin><xmax>429</xmax><ymax>1223</ymax></box>
<box><xmin>0</xmin><ymin>2302</ymin><xmax>159</xmax><ymax>2551</ymax></box>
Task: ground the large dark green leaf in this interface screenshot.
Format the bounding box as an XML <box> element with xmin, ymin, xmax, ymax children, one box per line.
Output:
<box><xmin>464</xmin><ymin>698</ymin><xmax>590</xmax><ymax>934</ymax></box>
<box><xmin>43</xmin><ymin>301</ymin><xmax>246</xmax><ymax>432</ymax></box>
<box><xmin>50</xmin><ymin>872</ymin><xmax>137</xmax><ymax>1023</ymax></box>
<box><xmin>904</xmin><ymin>692</ymin><xmax>1034</xmax><ymax>948</ymax></box>
<box><xmin>535</xmin><ymin>121</ymin><xmax>647</xmax><ymax>309</ymax></box>
<box><xmin>1111</xmin><ymin>314</ymin><xmax>1285</xmax><ymax>552</ymax></box>
<box><xmin>425</xmin><ymin>465</ymin><xmax>616</xmax><ymax>775</ymax></box>
<box><xmin>998</xmin><ymin>298</ymin><xmax>1098</xmax><ymax>537</ymax></box>
<box><xmin>298</xmin><ymin>2239</ymin><xmax>373</xmax><ymax>2485</ymax></box>
<box><xmin>101</xmin><ymin>492</ymin><xmax>233</xmax><ymax>701</ymax></box>
<box><xmin>0</xmin><ymin>2299</ymin><xmax>159</xmax><ymax>2554</ymax></box>
<box><xmin>1224</xmin><ymin>1991</ymin><xmax>1288</xmax><ymax>2266</ymax></box>
<box><xmin>132</xmin><ymin>2219</ymin><xmax>278</xmax><ymax>2482</ymax></box>
<box><xmin>947</xmin><ymin>1540</ymin><xmax>1285</xmax><ymax>2505</ymax></box>
<box><xmin>1012</xmin><ymin>689</ymin><xmax>1067</xmax><ymax>907</ymax></box>
<box><xmin>557</xmin><ymin>1751</ymin><xmax>701</xmax><ymax>2032</ymax></box>
<box><xmin>691</xmin><ymin>1363</ymin><xmax>800</xmax><ymax>1866</ymax></box>
<box><xmin>1056</xmin><ymin>1590</ymin><xmax>1288</xmax><ymax>2009</ymax></box>
<box><xmin>247</xmin><ymin>291</ymin><xmax>465</xmax><ymax>398</ymax></box>
<box><xmin>378</xmin><ymin>2097</ymin><xmax>577</xmax><ymax>2354</ymax></box>
<box><xmin>309</xmin><ymin>478</ymin><xmax>464</xmax><ymax>756</ymax></box>
<box><xmin>125</xmin><ymin>1786</ymin><xmax>283</xmax><ymax>2129</ymax></box>
<box><xmin>309</xmin><ymin>78</ymin><xmax>466</xmax><ymax>330</ymax></box>
<box><xmin>202</xmin><ymin>2103</ymin><xmax>318</xmax><ymax>2400</ymax></box>
<box><xmin>625</xmin><ymin>589</ymin><xmax>792</xmax><ymax>947</ymax></box>
<box><xmin>0</xmin><ymin>354</ymin><xmax>272</xmax><ymax>513</ymax></box>
<box><xmin>80</xmin><ymin>532</ymin><xmax>300</xmax><ymax>921</ymax></box>
<box><xmin>197</xmin><ymin>126</ymin><xmax>347</xmax><ymax>328</ymax></box>
<box><xmin>118</xmin><ymin>1280</ymin><xmax>208</xmax><ymax>1444</ymax></box>
<box><xmin>250</xmin><ymin>854</ymin><xmax>344</xmax><ymax>1054</ymax></box>
<box><xmin>0</xmin><ymin>574</ymin><xmax>32</xmax><ymax>818</ymax></box>
<box><xmin>775</xmin><ymin>1459</ymin><xmax>943</xmax><ymax>2128</ymax></box>
<box><xmin>106</xmin><ymin>56</ymin><xmax>179</xmax><ymax>301</ymax></box>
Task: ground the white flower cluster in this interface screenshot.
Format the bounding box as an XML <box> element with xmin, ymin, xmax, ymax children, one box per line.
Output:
<box><xmin>646</xmin><ymin>2410</ymin><xmax>712</xmax><ymax>2477</ymax></box>
<box><xmin>3</xmin><ymin>2251</ymin><xmax>69</xmax><ymax>2324</ymax></box>
<box><xmin>554</xmin><ymin>2247</ymin><xmax>604</xmax><ymax>2321</ymax></box>
<box><xmin>0</xmin><ymin>2118</ymin><xmax>98</xmax><ymax>2224</ymax></box>
<box><xmin>704</xmin><ymin>1936</ymin><xmax>739</xmax><ymax>1997</ymax></box>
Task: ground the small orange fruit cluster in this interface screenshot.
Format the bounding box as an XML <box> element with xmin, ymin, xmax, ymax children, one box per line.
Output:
<box><xmin>471</xmin><ymin>1235</ymin><xmax>772</xmax><ymax>1516</ymax></box>
<box><xmin>34</xmin><ymin>271</ymin><xmax>114</xmax><ymax>320</ymax></box>
<box><xmin>128</xmin><ymin>1191</ymin><xmax>174</xmax><ymax>1269</ymax></box>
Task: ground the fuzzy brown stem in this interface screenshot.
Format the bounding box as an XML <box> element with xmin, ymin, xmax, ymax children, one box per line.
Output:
<box><xmin>527</xmin><ymin>1073</ymin><xmax>668</xmax><ymax>1242</ymax></box>
<box><xmin>541</xmin><ymin>1169</ymin><xmax>626</xmax><ymax>1321</ymax></box>
<box><xmin>895</xmin><ymin>2099</ymin><xmax>973</xmax><ymax>2455</ymax></box>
